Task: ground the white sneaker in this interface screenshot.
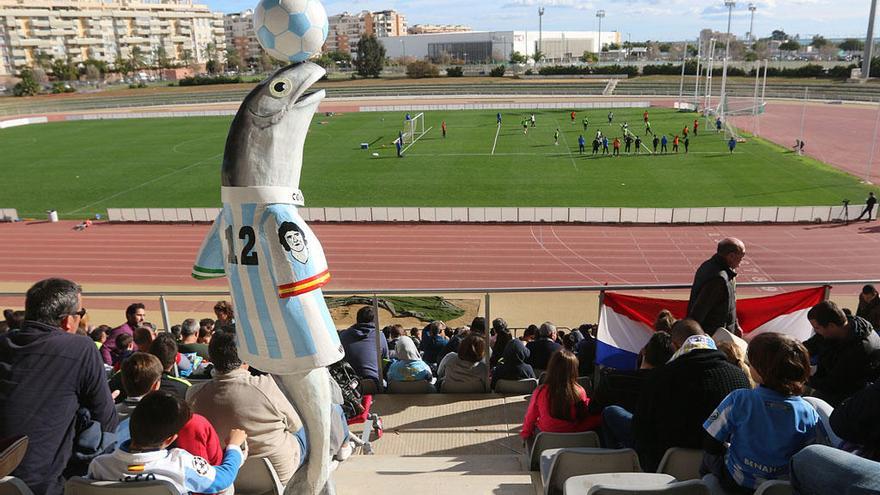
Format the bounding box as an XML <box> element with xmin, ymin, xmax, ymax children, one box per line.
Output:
<box><xmin>335</xmin><ymin>442</ymin><xmax>353</xmax><ymax>462</ymax></box>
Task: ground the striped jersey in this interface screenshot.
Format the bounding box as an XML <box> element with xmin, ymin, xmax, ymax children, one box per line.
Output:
<box><xmin>192</xmin><ymin>202</ymin><xmax>343</xmax><ymax>373</ymax></box>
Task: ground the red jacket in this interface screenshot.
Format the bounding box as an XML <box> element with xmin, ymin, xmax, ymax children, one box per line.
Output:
<box><xmin>174</xmin><ymin>413</ymin><xmax>225</xmax><ymax>495</ymax></box>
<box><xmin>521</xmin><ymin>384</ymin><xmax>602</xmax><ymax>440</ymax></box>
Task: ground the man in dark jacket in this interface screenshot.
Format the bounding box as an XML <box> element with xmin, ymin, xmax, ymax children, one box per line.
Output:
<box><xmin>856</xmin><ymin>284</ymin><xmax>880</xmax><ymax>332</ymax></box>
<box><xmin>687</xmin><ymin>238</ymin><xmax>745</xmax><ymax>336</ymax></box>
<box><xmin>805</xmin><ymin>300</ymin><xmax>880</xmax><ymax>407</ymax></box>
<box><xmin>0</xmin><ymin>278</ymin><xmax>118</xmax><ymax>495</ymax></box>
<box><xmin>632</xmin><ymin>319</ymin><xmax>750</xmax><ymax>472</ymax></box>
<box><xmin>338</xmin><ymin>306</ymin><xmax>388</xmax><ymax>387</ymax></box>
<box><xmin>526</xmin><ymin>321</ymin><xmax>562</xmax><ymax>371</ymax></box>
<box><xmin>829</xmin><ymin>381</ymin><xmax>880</xmax><ymax>460</ymax></box>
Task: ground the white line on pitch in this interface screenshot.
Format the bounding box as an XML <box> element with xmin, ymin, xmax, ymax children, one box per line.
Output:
<box><xmin>491</xmin><ymin>123</ymin><xmax>501</xmax><ymax>155</ymax></box>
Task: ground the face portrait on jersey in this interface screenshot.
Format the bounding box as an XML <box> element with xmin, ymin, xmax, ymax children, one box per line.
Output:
<box><xmin>278</xmin><ymin>221</ymin><xmax>309</xmax><ymax>264</ymax></box>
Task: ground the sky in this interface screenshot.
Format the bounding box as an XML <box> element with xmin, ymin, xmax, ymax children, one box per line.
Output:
<box><xmin>204</xmin><ymin>0</ymin><xmax>875</xmax><ymax>41</ymax></box>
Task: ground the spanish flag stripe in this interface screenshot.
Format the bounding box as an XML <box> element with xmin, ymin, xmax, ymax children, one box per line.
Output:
<box><xmin>278</xmin><ymin>270</ymin><xmax>329</xmax><ymax>291</ymax></box>
<box><xmin>278</xmin><ymin>272</ymin><xmax>331</xmax><ymax>298</ymax></box>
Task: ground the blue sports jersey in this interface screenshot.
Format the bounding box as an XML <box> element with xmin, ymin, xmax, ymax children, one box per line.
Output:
<box><xmin>193</xmin><ymin>200</ymin><xmax>343</xmax><ymax>373</ymax></box>
<box><xmin>703</xmin><ymin>386</ymin><xmax>820</xmax><ymax>489</ymax></box>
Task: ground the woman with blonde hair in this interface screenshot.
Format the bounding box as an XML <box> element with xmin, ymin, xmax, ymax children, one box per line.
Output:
<box><xmin>520</xmin><ymin>349</ymin><xmax>600</xmax><ymax>442</ymax></box>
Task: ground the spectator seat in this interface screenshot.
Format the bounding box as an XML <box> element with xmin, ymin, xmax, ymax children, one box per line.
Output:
<box><xmin>64</xmin><ymin>477</ymin><xmax>177</xmax><ymax>494</ymax></box>
<box><xmin>540</xmin><ymin>448</ymin><xmax>641</xmax><ymax>495</ymax></box>
<box><xmin>527</xmin><ymin>431</ymin><xmax>601</xmax><ymax>471</ymax></box>
<box><xmin>234</xmin><ymin>457</ymin><xmax>284</xmax><ymax>495</ymax></box>
<box><xmin>494</xmin><ymin>378</ymin><xmax>538</xmax><ymax>394</ymax></box>
<box><xmin>656</xmin><ymin>447</ymin><xmax>703</xmax><ymax>481</ymax></box>
<box><xmin>570</xmin><ymin>476</ymin><xmax>709</xmax><ymax>495</ymax></box>
<box><xmin>386</xmin><ymin>380</ymin><xmax>435</xmax><ymax>394</ymax></box>
<box><xmin>0</xmin><ymin>436</ymin><xmax>28</xmax><ymax>478</ymax></box>
<box><xmin>0</xmin><ymin>476</ymin><xmax>34</xmax><ymax>495</ymax></box>
<box><xmin>439</xmin><ymin>380</ymin><xmax>487</xmax><ymax>393</ymax></box>
<box><xmin>754</xmin><ymin>480</ymin><xmax>793</xmax><ymax>495</ymax></box>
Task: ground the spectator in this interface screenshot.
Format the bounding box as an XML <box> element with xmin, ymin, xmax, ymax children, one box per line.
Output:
<box><xmin>133</xmin><ymin>325</ymin><xmax>155</xmax><ymax>352</ymax></box>
<box><xmin>149</xmin><ymin>333</ymin><xmax>192</xmax><ymax>399</ymax></box>
<box><xmin>420</xmin><ymin>321</ymin><xmax>449</xmax><ymax>366</ymax></box>
<box><xmin>701</xmin><ymin>332</ymin><xmax>819</xmax><ymax>492</ymax></box>
<box><xmin>520</xmin><ymin>349</ymin><xmax>601</xmax><ymax>442</ymax></box>
<box><xmin>687</xmin><ymin>238</ymin><xmax>745</xmax><ymax>337</ymax></box>
<box><xmin>1</xmin><ymin>309</ymin><xmax>24</xmax><ymax>334</ymax></box>
<box><xmin>655</xmin><ymin>310</ymin><xmax>676</xmax><ymax>332</ymax></box>
<box><xmin>178</xmin><ymin>318</ymin><xmax>210</xmax><ymax>360</ymax></box>
<box><xmin>387</xmin><ymin>336</ymin><xmax>432</xmax><ymax>382</ymax></box>
<box><xmin>632</xmin><ymin>319</ymin><xmax>751</xmax><ymax>472</ymax></box>
<box><xmin>717</xmin><ymin>341</ymin><xmax>755</xmax><ymax>388</ymax></box>
<box><xmin>830</xmin><ymin>381</ymin><xmax>880</xmax><ymax>460</ymax></box>
<box><xmin>198</xmin><ymin>325</ymin><xmax>213</xmax><ymax>345</ymax></box>
<box><xmin>574</xmin><ymin>324</ymin><xmax>597</xmax><ymax>376</ymax></box>
<box><xmin>386</xmin><ymin>324</ymin><xmax>405</xmax><ymax>359</ymax></box>
<box><xmin>104</xmin><ymin>303</ymin><xmax>146</xmax><ymax>355</ymax></box>
<box><xmin>111</xmin><ymin>333</ymin><xmax>134</xmax><ymax>367</ymax></box>
<box><xmin>0</xmin><ymin>278</ymin><xmax>117</xmax><ymax>495</ymax></box>
<box><xmin>89</xmin><ymin>325</ymin><xmax>111</xmax><ymax>365</ymax></box>
<box><xmin>437</xmin><ymin>325</ymin><xmax>465</xmax><ymax>364</ymax></box>
<box><xmin>339</xmin><ymin>306</ymin><xmax>388</xmax><ymax>387</ymax></box>
<box><xmin>491</xmin><ymin>339</ymin><xmax>536</xmax><ymax>389</ymax></box>
<box><xmin>169</xmin><ymin>324</ymin><xmax>182</xmax><ymax>342</ymax></box>
<box><xmin>469</xmin><ymin>317</ymin><xmax>487</xmax><ymax>336</ymax></box>
<box><xmin>857</xmin><ymin>284</ymin><xmax>880</xmax><ymax>331</ymax></box>
<box><xmin>438</xmin><ymin>334</ymin><xmax>489</xmax><ymax>392</ymax></box>
<box><xmin>526</xmin><ymin>321</ymin><xmax>563</xmax><ymax>371</ymax></box>
<box><xmin>804</xmin><ymin>300</ymin><xmax>880</xmax><ymax>407</ymax></box>
<box><xmin>790</xmin><ymin>444</ymin><xmax>880</xmax><ymax>495</ymax></box>
<box><xmin>88</xmin><ymin>391</ymin><xmax>245</xmax><ymax>494</ymax></box>
<box><xmin>408</xmin><ymin>327</ymin><xmax>421</xmax><ymax>349</ymax></box>
<box><xmin>187</xmin><ymin>331</ymin><xmax>350</xmax><ymax>484</ymax></box>
<box><xmin>200</xmin><ymin>318</ymin><xmax>216</xmax><ymax>336</ymax></box>
<box><xmin>213</xmin><ymin>301</ymin><xmax>234</xmax><ymax>328</ymax></box>
<box><xmin>116</xmin><ymin>352</ymin><xmax>164</xmax><ymax>421</ymax></box>
<box><xmin>521</xmin><ymin>324</ymin><xmax>538</xmax><ymax>343</ymax></box>
<box><xmin>489</xmin><ymin>318</ymin><xmax>512</xmax><ymax>368</ymax></box>
<box><xmin>594</xmin><ymin>331</ymin><xmax>676</xmax><ymax>449</ymax></box>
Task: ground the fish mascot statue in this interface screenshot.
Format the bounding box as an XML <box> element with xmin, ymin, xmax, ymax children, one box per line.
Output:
<box><xmin>191</xmin><ymin>1</ymin><xmax>341</xmax><ymax>491</ymax></box>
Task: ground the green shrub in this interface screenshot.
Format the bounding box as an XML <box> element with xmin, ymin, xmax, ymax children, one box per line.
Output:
<box><xmin>490</xmin><ymin>65</ymin><xmax>506</xmax><ymax>77</ymax></box>
<box><xmin>406</xmin><ymin>60</ymin><xmax>440</xmax><ymax>79</ymax></box>
<box><xmin>178</xmin><ymin>75</ymin><xmax>242</xmax><ymax>86</ymax></box>
<box><xmin>446</xmin><ymin>66</ymin><xmax>464</xmax><ymax>77</ymax></box>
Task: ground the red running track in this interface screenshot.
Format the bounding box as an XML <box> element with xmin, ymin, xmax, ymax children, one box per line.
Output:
<box><xmin>1</xmin><ymin>220</ymin><xmax>879</xmax><ymax>294</ymax></box>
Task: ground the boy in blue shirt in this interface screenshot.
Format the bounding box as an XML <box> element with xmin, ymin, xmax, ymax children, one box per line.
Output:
<box><xmin>89</xmin><ymin>391</ymin><xmax>246</xmax><ymax>494</ymax></box>
<box><xmin>702</xmin><ymin>333</ymin><xmax>820</xmax><ymax>492</ymax></box>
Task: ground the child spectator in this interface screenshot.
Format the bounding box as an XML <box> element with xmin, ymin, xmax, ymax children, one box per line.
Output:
<box><xmin>521</xmin><ymin>324</ymin><xmax>538</xmax><ymax>343</ymax></box>
<box><xmin>419</xmin><ymin>321</ymin><xmax>448</xmax><ymax>366</ymax></box>
<box><xmin>387</xmin><ymin>336</ymin><xmax>432</xmax><ymax>382</ymax></box>
<box><xmin>133</xmin><ymin>325</ymin><xmax>155</xmax><ymax>352</ymax></box>
<box><xmin>491</xmin><ymin>339</ymin><xmax>536</xmax><ymax>389</ymax></box>
<box><xmin>117</xmin><ymin>352</ymin><xmax>165</xmax><ymax>421</ymax></box>
<box><xmin>386</xmin><ymin>324</ymin><xmax>405</xmax><ymax>359</ymax></box>
<box><xmin>717</xmin><ymin>341</ymin><xmax>755</xmax><ymax>388</ymax></box>
<box><xmin>437</xmin><ymin>334</ymin><xmax>489</xmax><ymax>392</ymax></box>
<box><xmin>88</xmin><ymin>391</ymin><xmax>244</xmax><ymax>494</ymax></box>
<box><xmin>520</xmin><ymin>349</ymin><xmax>600</xmax><ymax>442</ymax></box>
<box><xmin>111</xmin><ymin>333</ymin><xmax>134</xmax><ymax>368</ymax></box>
<box><xmin>408</xmin><ymin>327</ymin><xmax>421</xmax><ymax>349</ymax></box>
<box><xmin>90</xmin><ymin>325</ymin><xmax>112</xmax><ymax>365</ymax></box>
<box><xmin>702</xmin><ymin>332</ymin><xmax>819</xmax><ymax>492</ymax></box>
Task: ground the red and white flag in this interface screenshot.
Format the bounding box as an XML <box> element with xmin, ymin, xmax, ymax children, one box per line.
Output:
<box><xmin>596</xmin><ymin>286</ymin><xmax>827</xmax><ymax>370</ymax></box>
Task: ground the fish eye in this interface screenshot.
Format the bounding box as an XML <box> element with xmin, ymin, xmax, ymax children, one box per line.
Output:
<box><xmin>269</xmin><ymin>78</ymin><xmax>292</xmax><ymax>98</ymax></box>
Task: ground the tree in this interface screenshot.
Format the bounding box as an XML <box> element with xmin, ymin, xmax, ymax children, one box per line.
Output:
<box><xmin>839</xmin><ymin>39</ymin><xmax>864</xmax><ymax>52</ymax></box>
<box><xmin>580</xmin><ymin>51</ymin><xmax>598</xmax><ymax>63</ymax></box>
<box><xmin>532</xmin><ymin>50</ymin><xmax>544</xmax><ymax>63</ymax></box>
<box><xmin>129</xmin><ymin>46</ymin><xmax>145</xmax><ymax>72</ymax></box>
<box><xmin>406</xmin><ymin>60</ymin><xmax>439</xmax><ymax>78</ymax></box>
<box><xmin>156</xmin><ymin>46</ymin><xmax>171</xmax><ymax>69</ymax></box>
<box><xmin>509</xmin><ymin>51</ymin><xmax>527</xmax><ymax>64</ymax></box>
<box><xmin>770</xmin><ymin>29</ymin><xmax>788</xmax><ymax>41</ymax></box>
<box><xmin>779</xmin><ymin>40</ymin><xmax>801</xmax><ymax>52</ymax></box>
<box><xmin>355</xmin><ymin>35</ymin><xmax>385</xmax><ymax>78</ymax></box>
<box><xmin>51</xmin><ymin>58</ymin><xmax>77</xmax><ymax>81</ymax></box>
<box><xmin>752</xmin><ymin>40</ymin><xmax>770</xmax><ymax>59</ymax></box>
<box><xmin>225</xmin><ymin>48</ymin><xmax>241</xmax><ymax>72</ymax></box>
<box><xmin>13</xmin><ymin>68</ymin><xmax>40</xmax><ymax>96</ymax></box>
<box><xmin>607</xmin><ymin>42</ymin><xmax>620</xmax><ymax>51</ymax></box>
<box><xmin>258</xmin><ymin>50</ymin><xmax>275</xmax><ymax>73</ymax></box>
<box><xmin>810</xmin><ymin>35</ymin><xmax>828</xmax><ymax>48</ymax></box>
<box><xmin>34</xmin><ymin>50</ymin><xmax>54</xmax><ymax>70</ymax></box>
<box><xmin>743</xmin><ymin>51</ymin><xmax>758</xmax><ymax>61</ymax></box>
<box><xmin>206</xmin><ymin>59</ymin><xmax>219</xmax><ymax>74</ymax></box>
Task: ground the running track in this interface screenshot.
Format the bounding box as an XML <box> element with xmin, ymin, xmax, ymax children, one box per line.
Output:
<box><xmin>1</xmin><ymin>220</ymin><xmax>879</xmax><ymax>295</ymax></box>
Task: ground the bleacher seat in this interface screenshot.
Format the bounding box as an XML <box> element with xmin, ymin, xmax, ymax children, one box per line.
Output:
<box><xmin>540</xmin><ymin>448</ymin><xmax>641</xmax><ymax>495</ymax></box>
<box><xmin>527</xmin><ymin>431</ymin><xmax>601</xmax><ymax>471</ymax></box>
<box><xmin>576</xmin><ymin>376</ymin><xmax>592</xmax><ymax>393</ymax></box>
<box><xmin>234</xmin><ymin>456</ymin><xmax>284</xmax><ymax>495</ymax></box>
<box><xmin>64</xmin><ymin>477</ymin><xmax>177</xmax><ymax>494</ymax></box>
<box><xmin>0</xmin><ymin>476</ymin><xmax>33</xmax><ymax>495</ymax></box>
<box><xmin>493</xmin><ymin>378</ymin><xmax>538</xmax><ymax>394</ymax></box>
<box><xmin>656</xmin><ymin>447</ymin><xmax>703</xmax><ymax>481</ymax></box>
<box><xmin>754</xmin><ymin>480</ymin><xmax>793</xmax><ymax>495</ymax></box>
<box><xmin>439</xmin><ymin>380</ymin><xmax>487</xmax><ymax>393</ymax></box>
<box><xmin>568</xmin><ymin>476</ymin><xmax>709</xmax><ymax>495</ymax></box>
<box><xmin>386</xmin><ymin>380</ymin><xmax>435</xmax><ymax>394</ymax></box>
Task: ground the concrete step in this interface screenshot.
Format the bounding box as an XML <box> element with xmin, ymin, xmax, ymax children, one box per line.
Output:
<box><xmin>335</xmin><ymin>454</ymin><xmax>538</xmax><ymax>495</ymax></box>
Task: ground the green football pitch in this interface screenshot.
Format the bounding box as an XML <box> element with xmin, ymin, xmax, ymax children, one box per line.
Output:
<box><xmin>1</xmin><ymin>107</ymin><xmax>872</xmax><ymax>219</ymax></box>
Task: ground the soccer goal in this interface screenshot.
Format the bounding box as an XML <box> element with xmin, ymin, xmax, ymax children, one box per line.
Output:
<box><xmin>403</xmin><ymin>112</ymin><xmax>428</xmax><ymax>144</ymax></box>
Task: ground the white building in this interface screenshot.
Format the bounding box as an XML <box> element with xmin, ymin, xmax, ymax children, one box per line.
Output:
<box><xmin>224</xmin><ymin>10</ymin><xmax>260</xmax><ymax>67</ymax></box>
<box><xmin>0</xmin><ymin>0</ymin><xmax>226</xmax><ymax>78</ymax></box>
<box><xmin>380</xmin><ymin>30</ymin><xmax>621</xmax><ymax>63</ymax></box>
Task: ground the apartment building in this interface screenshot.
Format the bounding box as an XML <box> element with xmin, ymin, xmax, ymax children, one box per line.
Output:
<box><xmin>326</xmin><ymin>9</ymin><xmax>406</xmax><ymax>57</ymax></box>
<box><xmin>224</xmin><ymin>9</ymin><xmax>260</xmax><ymax>67</ymax></box>
<box><xmin>408</xmin><ymin>24</ymin><xmax>471</xmax><ymax>35</ymax></box>
<box><xmin>371</xmin><ymin>10</ymin><xmax>406</xmax><ymax>38</ymax></box>
<box><xmin>0</xmin><ymin>0</ymin><xmax>225</xmax><ymax>78</ymax></box>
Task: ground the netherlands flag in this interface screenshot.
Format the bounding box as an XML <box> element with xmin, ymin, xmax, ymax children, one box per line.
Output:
<box><xmin>596</xmin><ymin>286</ymin><xmax>827</xmax><ymax>370</ymax></box>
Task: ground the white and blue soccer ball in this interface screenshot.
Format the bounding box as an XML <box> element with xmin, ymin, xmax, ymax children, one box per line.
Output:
<box><xmin>254</xmin><ymin>0</ymin><xmax>329</xmax><ymax>64</ymax></box>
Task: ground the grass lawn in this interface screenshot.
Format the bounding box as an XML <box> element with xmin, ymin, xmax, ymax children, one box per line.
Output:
<box><xmin>0</xmin><ymin>107</ymin><xmax>872</xmax><ymax>219</ymax></box>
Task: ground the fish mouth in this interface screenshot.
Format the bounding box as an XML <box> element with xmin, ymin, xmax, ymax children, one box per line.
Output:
<box><xmin>294</xmin><ymin>88</ymin><xmax>326</xmax><ymax>108</ymax></box>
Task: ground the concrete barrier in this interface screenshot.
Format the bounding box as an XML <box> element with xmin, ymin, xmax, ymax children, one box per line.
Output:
<box><xmin>620</xmin><ymin>208</ymin><xmax>638</xmax><ymax>223</ymax></box>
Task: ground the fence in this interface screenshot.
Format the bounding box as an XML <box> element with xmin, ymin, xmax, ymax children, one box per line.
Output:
<box><xmin>104</xmin><ymin>204</ymin><xmax>874</xmax><ymax>225</ymax></box>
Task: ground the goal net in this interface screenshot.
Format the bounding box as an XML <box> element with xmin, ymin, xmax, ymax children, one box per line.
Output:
<box><xmin>403</xmin><ymin>112</ymin><xmax>427</xmax><ymax>144</ymax></box>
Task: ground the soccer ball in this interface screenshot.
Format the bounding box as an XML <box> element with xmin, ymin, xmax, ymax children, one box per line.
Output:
<box><xmin>254</xmin><ymin>0</ymin><xmax>329</xmax><ymax>64</ymax></box>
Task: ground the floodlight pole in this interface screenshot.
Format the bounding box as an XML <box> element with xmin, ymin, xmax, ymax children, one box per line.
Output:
<box><xmin>747</xmin><ymin>3</ymin><xmax>757</xmax><ymax>44</ymax></box>
<box><xmin>694</xmin><ymin>38</ymin><xmax>702</xmax><ymax>108</ymax></box>
<box><xmin>596</xmin><ymin>10</ymin><xmax>605</xmax><ymax>61</ymax></box>
<box><xmin>719</xmin><ymin>1</ymin><xmax>736</xmax><ymax>118</ymax></box>
<box><xmin>865</xmin><ymin>98</ymin><xmax>880</xmax><ymax>183</ymax></box>
<box><xmin>798</xmin><ymin>87</ymin><xmax>808</xmax><ymax>154</ymax></box>
<box><xmin>538</xmin><ymin>7</ymin><xmax>545</xmax><ymax>60</ymax></box>
<box><xmin>678</xmin><ymin>41</ymin><xmax>687</xmax><ymax>105</ymax></box>
<box><xmin>863</xmin><ymin>0</ymin><xmax>877</xmax><ymax>80</ymax></box>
